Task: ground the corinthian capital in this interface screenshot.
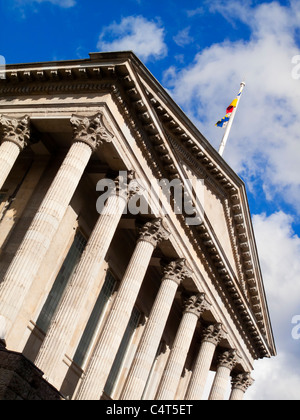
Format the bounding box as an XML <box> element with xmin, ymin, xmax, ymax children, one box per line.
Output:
<box><xmin>231</xmin><ymin>372</ymin><xmax>254</xmax><ymax>392</ymax></box>
<box><xmin>183</xmin><ymin>293</ymin><xmax>210</xmax><ymax>317</ymax></box>
<box><xmin>70</xmin><ymin>113</ymin><xmax>114</xmax><ymax>151</ymax></box>
<box><xmin>127</xmin><ymin>170</ymin><xmax>145</xmax><ymax>199</ymax></box>
<box><xmin>217</xmin><ymin>349</ymin><xmax>238</xmax><ymax>370</ymax></box>
<box><xmin>202</xmin><ymin>323</ymin><xmax>225</xmax><ymax>346</ymax></box>
<box><xmin>0</xmin><ymin>114</ymin><xmax>30</xmax><ymax>150</ymax></box>
<box><xmin>112</xmin><ymin>170</ymin><xmax>144</xmax><ymax>200</ymax></box>
<box><xmin>162</xmin><ymin>258</ymin><xmax>193</xmax><ymax>286</ymax></box>
<box><xmin>138</xmin><ymin>218</ymin><xmax>170</xmax><ymax>248</ymax></box>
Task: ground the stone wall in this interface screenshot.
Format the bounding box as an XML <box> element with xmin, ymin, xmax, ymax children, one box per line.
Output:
<box><xmin>0</xmin><ymin>341</ymin><xmax>63</xmax><ymax>400</ymax></box>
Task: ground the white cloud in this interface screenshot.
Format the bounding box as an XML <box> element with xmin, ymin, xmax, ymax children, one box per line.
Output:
<box><xmin>164</xmin><ymin>0</ymin><xmax>300</xmax><ymax>214</ymax></box>
<box><xmin>253</xmin><ymin>211</ymin><xmax>300</xmax><ymax>315</ymax></box>
<box><xmin>97</xmin><ymin>16</ymin><xmax>168</xmax><ymax>62</ymax></box>
<box><xmin>173</xmin><ymin>27</ymin><xmax>194</xmax><ymax>47</ymax></box>
<box><xmin>249</xmin><ymin>211</ymin><xmax>300</xmax><ymax>400</ymax></box>
<box><xmin>247</xmin><ymin>353</ymin><xmax>300</xmax><ymax>400</ymax></box>
<box><xmin>186</xmin><ymin>7</ymin><xmax>205</xmax><ymax>18</ymax></box>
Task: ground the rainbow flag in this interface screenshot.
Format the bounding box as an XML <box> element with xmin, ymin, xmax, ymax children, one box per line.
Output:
<box><xmin>216</xmin><ymin>94</ymin><xmax>240</xmax><ymax>128</ymax></box>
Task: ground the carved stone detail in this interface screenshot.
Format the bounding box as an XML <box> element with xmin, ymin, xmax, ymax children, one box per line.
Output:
<box><xmin>0</xmin><ymin>114</ymin><xmax>30</xmax><ymax>150</ymax></box>
<box><xmin>70</xmin><ymin>112</ymin><xmax>114</xmax><ymax>151</ymax></box>
<box><xmin>202</xmin><ymin>323</ymin><xmax>224</xmax><ymax>346</ymax></box>
<box><xmin>162</xmin><ymin>258</ymin><xmax>193</xmax><ymax>286</ymax></box>
<box><xmin>217</xmin><ymin>349</ymin><xmax>238</xmax><ymax>370</ymax></box>
<box><xmin>183</xmin><ymin>293</ymin><xmax>210</xmax><ymax>317</ymax></box>
<box><xmin>138</xmin><ymin>218</ymin><xmax>170</xmax><ymax>248</ymax></box>
<box><xmin>127</xmin><ymin>170</ymin><xmax>145</xmax><ymax>199</ymax></box>
<box><xmin>231</xmin><ymin>372</ymin><xmax>255</xmax><ymax>392</ymax></box>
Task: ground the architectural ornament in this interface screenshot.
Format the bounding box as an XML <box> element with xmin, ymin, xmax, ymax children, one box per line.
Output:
<box><xmin>138</xmin><ymin>218</ymin><xmax>170</xmax><ymax>248</ymax></box>
<box><xmin>202</xmin><ymin>323</ymin><xmax>225</xmax><ymax>346</ymax></box>
<box><xmin>0</xmin><ymin>114</ymin><xmax>30</xmax><ymax>150</ymax></box>
<box><xmin>183</xmin><ymin>293</ymin><xmax>210</xmax><ymax>317</ymax></box>
<box><xmin>112</xmin><ymin>170</ymin><xmax>143</xmax><ymax>200</ymax></box>
<box><xmin>231</xmin><ymin>372</ymin><xmax>255</xmax><ymax>392</ymax></box>
<box><xmin>217</xmin><ymin>349</ymin><xmax>238</xmax><ymax>370</ymax></box>
<box><xmin>70</xmin><ymin>113</ymin><xmax>114</xmax><ymax>151</ymax></box>
<box><xmin>162</xmin><ymin>259</ymin><xmax>193</xmax><ymax>286</ymax></box>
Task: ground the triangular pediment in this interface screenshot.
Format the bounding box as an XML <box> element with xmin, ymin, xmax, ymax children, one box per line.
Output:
<box><xmin>172</xmin><ymin>145</ymin><xmax>240</xmax><ymax>280</ymax></box>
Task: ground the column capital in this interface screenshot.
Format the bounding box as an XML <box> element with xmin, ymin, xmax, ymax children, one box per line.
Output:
<box><xmin>217</xmin><ymin>349</ymin><xmax>238</xmax><ymax>370</ymax></box>
<box><xmin>112</xmin><ymin>170</ymin><xmax>144</xmax><ymax>200</ymax></box>
<box><xmin>183</xmin><ymin>293</ymin><xmax>210</xmax><ymax>318</ymax></box>
<box><xmin>127</xmin><ymin>170</ymin><xmax>145</xmax><ymax>199</ymax></box>
<box><xmin>70</xmin><ymin>112</ymin><xmax>114</xmax><ymax>151</ymax></box>
<box><xmin>0</xmin><ymin>114</ymin><xmax>30</xmax><ymax>150</ymax></box>
<box><xmin>202</xmin><ymin>323</ymin><xmax>225</xmax><ymax>346</ymax></box>
<box><xmin>161</xmin><ymin>258</ymin><xmax>193</xmax><ymax>286</ymax></box>
<box><xmin>231</xmin><ymin>372</ymin><xmax>254</xmax><ymax>392</ymax></box>
<box><xmin>138</xmin><ymin>218</ymin><xmax>170</xmax><ymax>248</ymax></box>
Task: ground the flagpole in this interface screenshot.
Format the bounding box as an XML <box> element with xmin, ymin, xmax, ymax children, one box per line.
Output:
<box><xmin>218</xmin><ymin>82</ymin><xmax>246</xmax><ymax>157</ymax></box>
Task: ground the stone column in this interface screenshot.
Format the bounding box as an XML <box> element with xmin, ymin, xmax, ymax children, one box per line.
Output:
<box><xmin>156</xmin><ymin>293</ymin><xmax>210</xmax><ymax>400</ymax></box>
<box><xmin>0</xmin><ymin>115</ymin><xmax>30</xmax><ymax>190</ymax></box>
<box><xmin>185</xmin><ymin>323</ymin><xmax>224</xmax><ymax>400</ymax></box>
<box><xmin>35</xmin><ymin>171</ymin><xmax>143</xmax><ymax>384</ymax></box>
<box><xmin>0</xmin><ymin>113</ymin><xmax>113</xmax><ymax>337</ymax></box>
<box><xmin>75</xmin><ymin>218</ymin><xmax>170</xmax><ymax>400</ymax></box>
<box><xmin>230</xmin><ymin>372</ymin><xmax>254</xmax><ymax>401</ymax></box>
<box><xmin>120</xmin><ymin>259</ymin><xmax>193</xmax><ymax>400</ymax></box>
<box><xmin>208</xmin><ymin>349</ymin><xmax>237</xmax><ymax>400</ymax></box>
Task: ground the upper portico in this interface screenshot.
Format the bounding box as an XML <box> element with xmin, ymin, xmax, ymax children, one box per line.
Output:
<box><xmin>0</xmin><ymin>51</ymin><xmax>275</xmax><ymax>400</ymax></box>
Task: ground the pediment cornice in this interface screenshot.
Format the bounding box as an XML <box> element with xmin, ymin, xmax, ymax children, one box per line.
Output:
<box><xmin>0</xmin><ymin>53</ymin><xmax>275</xmax><ymax>358</ymax></box>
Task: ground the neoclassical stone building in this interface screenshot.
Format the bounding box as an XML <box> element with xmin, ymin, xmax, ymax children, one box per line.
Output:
<box><xmin>0</xmin><ymin>52</ymin><xmax>275</xmax><ymax>400</ymax></box>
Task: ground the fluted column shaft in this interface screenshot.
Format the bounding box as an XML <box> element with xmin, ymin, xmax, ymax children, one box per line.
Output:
<box><xmin>35</xmin><ymin>173</ymin><xmax>140</xmax><ymax>384</ymax></box>
<box><xmin>121</xmin><ymin>259</ymin><xmax>192</xmax><ymax>400</ymax></box>
<box><xmin>0</xmin><ymin>113</ymin><xmax>113</xmax><ymax>337</ymax></box>
<box><xmin>157</xmin><ymin>311</ymin><xmax>197</xmax><ymax>400</ymax></box>
<box><xmin>0</xmin><ymin>115</ymin><xmax>30</xmax><ymax>190</ymax></box>
<box><xmin>209</xmin><ymin>350</ymin><xmax>237</xmax><ymax>400</ymax></box>
<box><xmin>185</xmin><ymin>323</ymin><xmax>224</xmax><ymax>400</ymax></box>
<box><xmin>156</xmin><ymin>293</ymin><xmax>209</xmax><ymax>400</ymax></box>
<box><xmin>75</xmin><ymin>219</ymin><xmax>170</xmax><ymax>400</ymax></box>
<box><xmin>209</xmin><ymin>366</ymin><xmax>231</xmax><ymax>400</ymax></box>
<box><xmin>0</xmin><ymin>142</ymin><xmax>22</xmax><ymax>190</ymax></box>
<box><xmin>230</xmin><ymin>386</ymin><xmax>245</xmax><ymax>401</ymax></box>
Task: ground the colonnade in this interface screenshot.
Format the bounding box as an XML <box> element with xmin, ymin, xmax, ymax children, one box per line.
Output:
<box><xmin>0</xmin><ymin>113</ymin><xmax>254</xmax><ymax>400</ymax></box>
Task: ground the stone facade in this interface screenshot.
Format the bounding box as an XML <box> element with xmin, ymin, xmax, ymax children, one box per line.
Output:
<box><xmin>0</xmin><ymin>52</ymin><xmax>275</xmax><ymax>400</ymax></box>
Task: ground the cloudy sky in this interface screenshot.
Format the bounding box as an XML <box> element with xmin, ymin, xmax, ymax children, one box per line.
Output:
<box><xmin>0</xmin><ymin>0</ymin><xmax>300</xmax><ymax>400</ymax></box>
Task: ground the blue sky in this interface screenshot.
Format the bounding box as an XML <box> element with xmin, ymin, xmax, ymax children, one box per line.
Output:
<box><xmin>1</xmin><ymin>0</ymin><xmax>300</xmax><ymax>400</ymax></box>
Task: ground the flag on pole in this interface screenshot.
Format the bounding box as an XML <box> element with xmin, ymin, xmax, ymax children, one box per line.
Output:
<box><xmin>217</xmin><ymin>82</ymin><xmax>246</xmax><ymax>156</ymax></box>
<box><xmin>215</xmin><ymin>93</ymin><xmax>241</xmax><ymax>128</ymax></box>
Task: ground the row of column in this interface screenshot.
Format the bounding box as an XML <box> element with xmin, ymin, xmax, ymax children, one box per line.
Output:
<box><xmin>0</xmin><ymin>112</ymin><xmax>254</xmax><ymax>401</ymax></box>
<box><xmin>0</xmin><ymin>113</ymin><xmax>114</xmax><ymax>336</ymax></box>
